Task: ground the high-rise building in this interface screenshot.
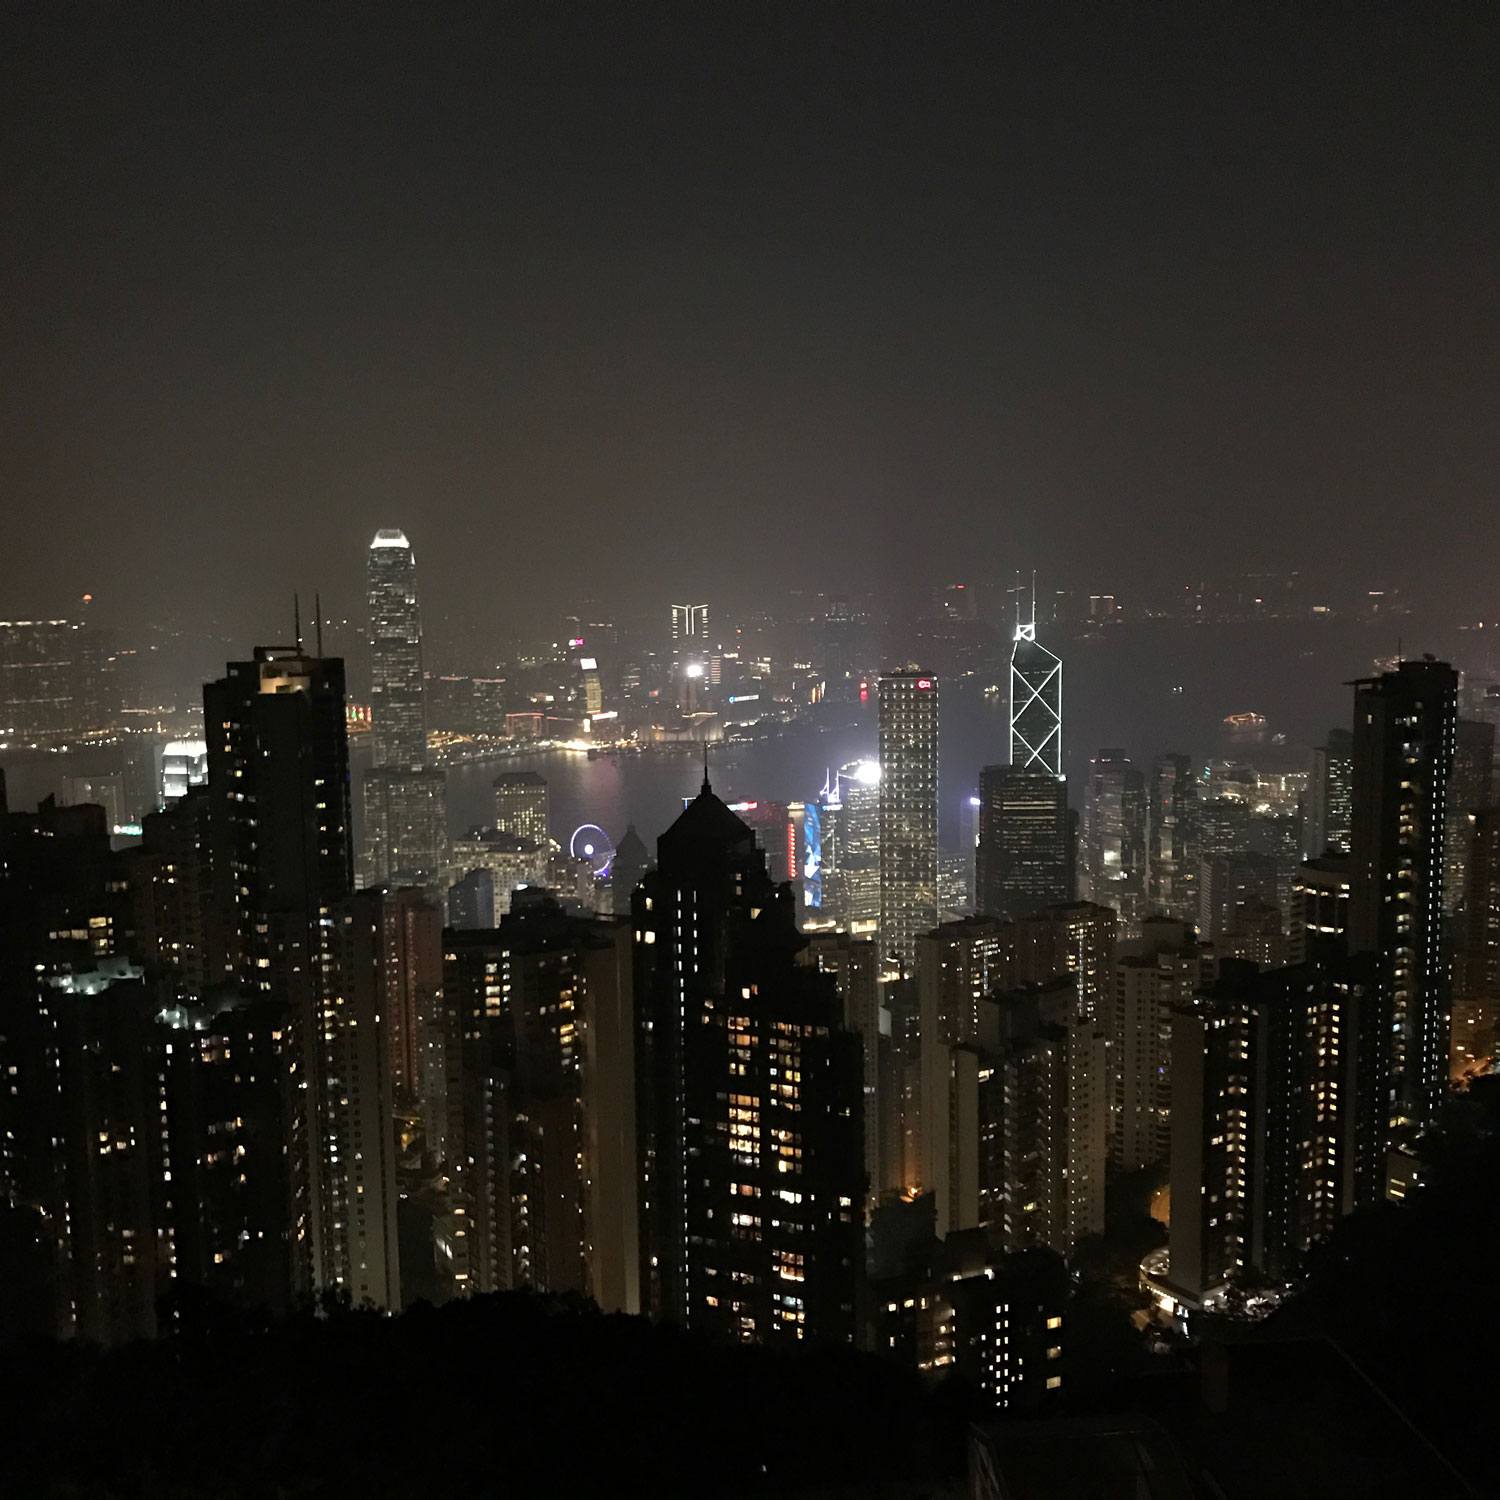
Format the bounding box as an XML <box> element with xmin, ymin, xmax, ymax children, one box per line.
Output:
<box><xmin>1349</xmin><ymin>658</ymin><xmax>1457</xmax><ymax>1130</ymax></box>
<box><xmin>1166</xmin><ymin>956</ymin><xmax>1384</xmax><ymax>1310</ymax></box>
<box><xmin>446</xmin><ymin>867</ymin><xmax>495</xmax><ymax>931</ymax></box>
<box><xmin>1306</xmin><ymin>728</ymin><xmax>1354</xmax><ymax>857</ymax></box>
<box><xmin>914</xmin><ymin>906</ymin><xmax>1115</xmax><ymax>1239</ymax></box>
<box><xmin>670</xmin><ymin>604</ymin><xmax>711</xmax><ymax>708</ymax></box>
<box><xmin>1197</xmin><ymin>852</ymin><xmax>1280</xmax><ymax>944</ymax></box>
<box><xmin>1148</xmin><ymin>753</ymin><xmax>1197</xmax><ymax>923</ymax></box>
<box><xmin>870</xmin><ymin>1237</ymin><xmax>1068</xmax><ymax>1411</ymax></box>
<box><xmin>444</xmin><ymin>828</ymin><xmax>549</xmax><ymax>922</ymax></box>
<box><xmin>976</xmin><ymin>766</ymin><xmax>1072</xmax><ymax>920</ymax></box>
<box><xmin>799</xmin><ymin>931</ymin><xmax>882</xmax><ymax>1209</ymax></box>
<box><xmin>367</xmin><ymin>530</ymin><xmax>427</xmax><ymax>768</ymax></box>
<box><xmin>204</xmin><ymin>644</ymin><xmax>400</xmax><ymax>1307</ymax></box>
<box><xmin>878</xmin><ymin>671</ymin><xmax>939</xmax><ymax>972</ymax></box>
<box><xmin>1455</xmin><ymin>807</ymin><xmax>1500</xmax><ymax>1076</ymax></box>
<box><xmin>1084</xmin><ymin>750</ymin><xmax>1147</xmax><ymax>930</ymax></box>
<box><xmin>0</xmin><ymin>617</ymin><xmax>103</xmax><ymax>743</ymax></box>
<box><xmin>820</xmin><ymin>600</ymin><xmax>861</xmax><ymax>704</ymax></box>
<box><xmin>317</xmin><ymin>892</ymin><xmax>403</xmax><ymax>1309</ymax></box>
<box><xmin>1444</xmin><ymin>718</ymin><xmax>1495</xmax><ymax>913</ymax></box>
<box><xmin>130</xmin><ymin>785</ymin><xmax>220</xmax><ymax>1001</ymax></box>
<box><xmin>1197</xmin><ymin>794</ymin><xmax>1251</xmax><ymax>860</ymax></box>
<box><xmin>363</xmin><ymin>530</ymin><xmax>446</xmax><ymax>890</ymax></box>
<box><xmin>0</xmin><ymin>796</ymin><xmax>134</xmax><ymax>1339</ymax></box>
<box><xmin>815</xmin><ymin>760</ymin><xmax>882</xmax><ymax>931</ymax></box>
<box><xmin>1291</xmin><ymin>855</ymin><xmax>1352</xmax><ymax>965</ymax></box>
<box><xmin>443</xmin><ymin>894</ymin><xmax>639</xmax><ymax>1312</ymax></box>
<box><xmin>378</xmin><ymin>887</ymin><xmax>443</xmax><ymax>1111</ymax></box>
<box><xmin>670</xmin><ymin>603</ymin><xmax>709</xmax><ymax>645</ymax></box>
<box><xmin>40</xmin><ymin>959</ymin><xmax>164</xmax><ymax>1344</ymax></box>
<box><xmin>1009</xmin><ymin>613</ymin><xmax>1062</xmax><ymax>776</ymax></box>
<box><xmin>1250</xmin><ymin>809</ymin><xmax>1303</xmax><ymax>917</ymax></box>
<box><xmin>990</xmin><ymin>983</ymin><xmax>1107</xmax><ymax>1256</ymax></box>
<box><xmin>161</xmin><ymin>992</ymin><xmax>302</xmax><ymax>1321</ymax></box>
<box><xmin>160</xmin><ymin>739</ymin><xmax>209</xmax><ymax>806</ymax></box>
<box><xmin>361</xmin><ymin>764</ymin><xmax>448</xmax><ymax>888</ymax></box>
<box><xmin>1106</xmin><ymin>918</ymin><xmax>1210</xmax><ymax>1169</ymax></box>
<box><xmin>493</xmin><ymin>770</ymin><xmax>550</xmax><ymax>848</ymax></box>
<box><xmin>634</xmin><ymin>778</ymin><xmax>863</xmax><ymax>1344</ymax></box>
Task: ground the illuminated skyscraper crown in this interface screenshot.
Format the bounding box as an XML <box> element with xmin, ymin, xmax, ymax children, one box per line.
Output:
<box><xmin>1009</xmin><ymin>584</ymin><xmax>1062</xmax><ymax>776</ymax></box>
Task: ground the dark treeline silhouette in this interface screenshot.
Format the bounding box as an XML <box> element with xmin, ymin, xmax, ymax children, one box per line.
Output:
<box><xmin>1290</xmin><ymin>1076</ymin><xmax>1500</xmax><ymax>1493</ymax></box>
<box><xmin>0</xmin><ymin>1290</ymin><xmax>974</xmax><ymax>1496</ymax></box>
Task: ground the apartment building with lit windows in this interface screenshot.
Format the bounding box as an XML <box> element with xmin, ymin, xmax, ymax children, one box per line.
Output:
<box><xmin>634</xmin><ymin>777</ymin><xmax>864</xmax><ymax>1344</ymax></box>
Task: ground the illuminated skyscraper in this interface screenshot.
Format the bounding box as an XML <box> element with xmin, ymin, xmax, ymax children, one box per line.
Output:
<box><xmin>363</xmin><ymin>530</ymin><xmax>446</xmax><ymax>888</ymax></box>
<box><xmin>1306</xmin><ymin>728</ymin><xmax>1353</xmax><ymax>857</ymax></box>
<box><xmin>1085</xmin><ymin>749</ymin><xmax>1147</xmax><ymax>929</ymax></box>
<box><xmin>1009</xmin><ymin>610</ymin><xmax>1062</xmax><ymax>776</ymax></box>
<box><xmin>1148</xmin><ymin>753</ymin><xmax>1198</xmax><ymax>923</ymax></box>
<box><xmin>670</xmin><ymin>603</ymin><xmax>709</xmax><ymax>645</ymax></box>
<box><xmin>878</xmin><ymin>672</ymin><xmax>940</xmax><ymax>972</ymax></box>
<box><xmin>670</xmin><ymin>603</ymin><xmax>711</xmax><ymax>710</ymax></box>
<box><xmin>819</xmin><ymin>760</ymin><xmax>882</xmax><ymax>930</ymax></box>
<box><xmin>978</xmin><ymin>603</ymin><xmax>1070</xmax><ymax>921</ymax></box>
<box><xmin>367</xmin><ymin>530</ymin><xmax>426</xmax><ymax>768</ymax></box>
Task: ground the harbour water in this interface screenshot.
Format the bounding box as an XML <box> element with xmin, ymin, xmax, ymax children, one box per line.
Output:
<box><xmin>435</xmin><ymin>614</ymin><xmax>1482</xmax><ymax>857</ymax></box>
<box><xmin>3</xmin><ymin>613</ymin><xmax>1478</xmax><ymax>860</ymax></box>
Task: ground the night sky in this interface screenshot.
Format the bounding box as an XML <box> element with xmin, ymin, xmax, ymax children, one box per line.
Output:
<box><xmin>3</xmin><ymin>5</ymin><xmax>1497</xmax><ymax>642</ymax></box>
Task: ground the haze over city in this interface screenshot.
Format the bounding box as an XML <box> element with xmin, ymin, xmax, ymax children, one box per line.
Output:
<box><xmin>4</xmin><ymin>5</ymin><xmax>1499</xmax><ymax>644</ymax></box>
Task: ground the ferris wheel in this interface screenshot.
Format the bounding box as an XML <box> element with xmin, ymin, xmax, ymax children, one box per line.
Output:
<box><xmin>570</xmin><ymin>823</ymin><xmax>616</xmax><ymax>876</ymax></box>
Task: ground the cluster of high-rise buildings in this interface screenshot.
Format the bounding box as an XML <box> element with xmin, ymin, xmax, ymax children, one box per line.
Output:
<box><xmin>1</xmin><ymin>544</ymin><xmax>1493</xmax><ymax>1421</ymax></box>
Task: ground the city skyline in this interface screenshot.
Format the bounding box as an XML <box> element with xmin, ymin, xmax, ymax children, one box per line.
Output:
<box><xmin>4</xmin><ymin>7</ymin><xmax>1500</xmax><ymax>1493</ymax></box>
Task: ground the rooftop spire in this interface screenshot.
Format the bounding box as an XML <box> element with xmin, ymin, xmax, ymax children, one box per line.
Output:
<box><xmin>701</xmin><ymin>742</ymin><xmax>712</xmax><ymax>795</ymax></box>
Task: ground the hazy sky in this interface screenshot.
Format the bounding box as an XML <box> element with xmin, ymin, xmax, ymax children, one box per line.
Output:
<box><xmin>3</xmin><ymin>5</ymin><xmax>1497</xmax><ymax>642</ymax></box>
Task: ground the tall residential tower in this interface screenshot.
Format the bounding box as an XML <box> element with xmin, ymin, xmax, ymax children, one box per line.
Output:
<box><xmin>1349</xmin><ymin>658</ymin><xmax>1457</xmax><ymax>1131</ymax></box>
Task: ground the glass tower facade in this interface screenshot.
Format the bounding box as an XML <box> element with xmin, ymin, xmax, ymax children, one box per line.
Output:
<box><xmin>878</xmin><ymin>671</ymin><xmax>939</xmax><ymax>972</ymax></box>
<box><xmin>1010</xmin><ymin>621</ymin><xmax>1062</xmax><ymax>776</ymax></box>
<box><xmin>367</xmin><ymin>530</ymin><xmax>426</xmax><ymax>769</ymax></box>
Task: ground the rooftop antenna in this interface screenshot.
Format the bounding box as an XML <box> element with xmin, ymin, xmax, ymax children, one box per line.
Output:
<box><xmin>314</xmin><ymin>592</ymin><xmax>324</xmax><ymax>657</ymax></box>
<box><xmin>293</xmin><ymin>593</ymin><xmax>302</xmax><ymax>651</ymax></box>
<box><xmin>1030</xmin><ymin>569</ymin><xmax>1037</xmax><ymax>629</ymax></box>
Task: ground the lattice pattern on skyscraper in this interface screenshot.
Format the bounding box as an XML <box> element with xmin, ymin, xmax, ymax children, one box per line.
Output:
<box><xmin>1010</xmin><ymin>620</ymin><xmax>1063</xmax><ymax>776</ymax></box>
